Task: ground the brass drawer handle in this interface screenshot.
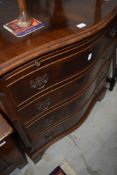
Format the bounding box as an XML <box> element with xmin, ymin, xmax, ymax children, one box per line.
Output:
<box><xmin>30</xmin><ymin>74</ymin><xmax>48</xmax><ymax>90</ymax></box>
<box><xmin>36</xmin><ymin>98</ymin><xmax>51</xmax><ymax>111</ymax></box>
<box><xmin>0</xmin><ymin>141</ymin><xmax>6</xmax><ymax>147</ymax></box>
<box><xmin>35</xmin><ymin>59</ymin><xmax>41</xmax><ymax>67</ymax></box>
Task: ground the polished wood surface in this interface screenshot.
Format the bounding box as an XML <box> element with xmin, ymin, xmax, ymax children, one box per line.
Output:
<box><xmin>0</xmin><ymin>0</ymin><xmax>117</xmax><ymax>162</ymax></box>
<box><xmin>0</xmin><ymin>113</ymin><xmax>13</xmax><ymax>141</ymax></box>
<box><xmin>0</xmin><ymin>0</ymin><xmax>117</xmax><ymax>75</ymax></box>
<box><xmin>5</xmin><ymin>44</ymin><xmax>102</xmax><ymax>105</ymax></box>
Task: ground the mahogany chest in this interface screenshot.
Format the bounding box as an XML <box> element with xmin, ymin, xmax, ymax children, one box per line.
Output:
<box><xmin>0</xmin><ymin>0</ymin><xmax>117</xmax><ymax>162</ymax></box>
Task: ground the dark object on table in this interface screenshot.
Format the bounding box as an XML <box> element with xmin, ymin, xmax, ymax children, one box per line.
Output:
<box><xmin>49</xmin><ymin>166</ymin><xmax>67</xmax><ymax>175</ymax></box>
<box><xmin>17</xmin><ymin>0</ymin><xmax>32</xmax><ymax>27</ymax></box>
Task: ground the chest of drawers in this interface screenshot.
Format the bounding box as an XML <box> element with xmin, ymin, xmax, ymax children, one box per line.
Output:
<box><xmin>0</xmin><ymin>0</ymin><xmax>117</xmax><ymax>162</ymax></box>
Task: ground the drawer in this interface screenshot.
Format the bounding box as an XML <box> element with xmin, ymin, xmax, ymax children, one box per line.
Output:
<box><xmin>25</xmin><ymin>81</ymin><xmax>96</xmax><ymax>141</ymax></box>
<box><xmin>18</xmin><ymin>62</ymin><xmax>100</xmax><ymax>125</ymax></box>
<box><xmin>32</xmin><ymin>94</ymin><xmax>93</xmax><ymax>150</ymax></box>
<box><xmin>32</xmin><ymin>110</ymin><xmax>85</xmax><ymax>150</ymax></box>
<box><xmin>6</xmin><ymin>45</ymin><xmax>103</xmax><ymax>106</ymax></box>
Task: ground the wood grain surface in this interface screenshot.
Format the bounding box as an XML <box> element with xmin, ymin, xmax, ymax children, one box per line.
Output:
<box><xmin>0</xmin><ymin>0</ymin><xmax>116</xmax><ymax>162</ymax></box>
<box><xmin>0</xmin><ymin>0</ymin><xmax>117</xmax><ymax>75</ymax></box>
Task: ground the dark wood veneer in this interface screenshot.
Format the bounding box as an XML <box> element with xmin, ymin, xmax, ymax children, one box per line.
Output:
<box><xmin>0</xmin><ymin>0</ymin><xmax>117</xmax><ymax>163</ymax></box>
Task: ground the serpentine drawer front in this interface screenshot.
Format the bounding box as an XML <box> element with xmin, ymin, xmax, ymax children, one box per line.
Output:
<box><xmin>32</xmin><ymin>95</ymin><xmax>93</xmax><ymax>151</ymax></box>
<box><xmin>0</xmin><ymin>0</ymin><xmax>117</xmax><ymax>162</ymax></box>
<box><xmin>5</xmin><ymin>48</ymin><xmax>99</xmax><ymax>106</ymax></box>
<box><xmin>22</xmin><ymin>59</ymin><xmax>111</xmax><ymax>151</ymax></box>
<box><xmin>25</xmin><ymin>81</ymin><xmax>96</xmax><ymax>141</ymax></box>
<box><xmin>18</xmin><ymin>62</ymin><xmax>101</xmax><ymax>125</ymax></box>
<box><xmin>18</xmin><ymin>50</ymin><xmax>111</xmax><ymax>126</ymax></box>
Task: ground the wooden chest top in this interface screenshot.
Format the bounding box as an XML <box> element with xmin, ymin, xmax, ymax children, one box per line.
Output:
<box><xmin>0</xmin><ymin>0</ymin><xmax>117</xmax><ymax>76</ymax></box>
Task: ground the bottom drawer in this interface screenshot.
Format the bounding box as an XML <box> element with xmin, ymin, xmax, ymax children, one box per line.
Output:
<box><xmin>32</xmin><ymin>93</ymin><xmax>93</xmax><ymax>151</ymax></box>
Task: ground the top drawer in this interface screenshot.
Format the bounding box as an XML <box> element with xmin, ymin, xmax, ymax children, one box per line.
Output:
<box><xmin>5</xmin><ymin>46</ymin><xmax>102</xmax><ymax>106</ymax></box>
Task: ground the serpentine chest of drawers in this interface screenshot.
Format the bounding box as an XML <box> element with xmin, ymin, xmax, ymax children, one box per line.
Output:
<box><xmin>0</xmin><ymin>0</ymin><xmax>117</xmax><ymax>161</ymax></box>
